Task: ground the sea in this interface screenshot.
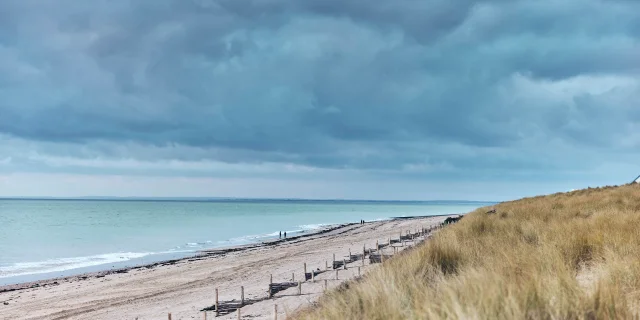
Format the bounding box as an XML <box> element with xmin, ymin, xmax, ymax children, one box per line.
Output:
<box><xmin>0</xmin><ymin>199</ymin><xmax>493</xmax><ymax>285</ymax></box>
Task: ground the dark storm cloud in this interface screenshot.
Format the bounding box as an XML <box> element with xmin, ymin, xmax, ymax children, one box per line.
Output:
<box><xmin>0</xmin><ymin>0</ymin><xmax>639</xmax><ymax>178</ymax></box>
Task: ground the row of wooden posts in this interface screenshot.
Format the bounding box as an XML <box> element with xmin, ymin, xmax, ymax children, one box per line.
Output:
<box><xmin>163</xmin><ymin>223</ymin><xmax>445</xmax><ymax>319</ymax></box>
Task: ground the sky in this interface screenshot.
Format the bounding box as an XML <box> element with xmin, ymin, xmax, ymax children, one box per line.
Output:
<box><xmin>0</xmin><ymin>0</ymin><xmax>639</xmax><ymax>201</ymax></box>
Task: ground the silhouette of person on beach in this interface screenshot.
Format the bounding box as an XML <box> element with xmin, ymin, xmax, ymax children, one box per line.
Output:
<box><xmin>284</xmin><ymin>232</ymin><xmax>287</xmax><ymax>238</ymax></box>
<box><xmin>279</xmin><ymin>231</ymin><xmax>282</xmax><ymax>239</ymax></box>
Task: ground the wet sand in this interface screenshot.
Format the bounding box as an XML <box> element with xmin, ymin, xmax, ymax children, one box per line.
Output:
<box><xmin>0</xmin><ymin>215</ymin><xmax>454</xmax><ymax>320</ymax></box>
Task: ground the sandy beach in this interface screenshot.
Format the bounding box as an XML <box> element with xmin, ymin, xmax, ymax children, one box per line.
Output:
<box><xmin>0</xmin><ymin>215</ymin><xmax>454</xmax><ymax>320</ymax></box>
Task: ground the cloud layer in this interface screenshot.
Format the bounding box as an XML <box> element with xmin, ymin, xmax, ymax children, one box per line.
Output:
<box><xmin>0</xmin><ymin>0</ymin><xmax>639</xmax><ymax>199</ymax></box>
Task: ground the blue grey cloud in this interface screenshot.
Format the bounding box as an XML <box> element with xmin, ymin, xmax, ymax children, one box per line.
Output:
<box><xmin>0</xmin><ymin>0</ymin><xmax>639</xmax><ymax>196</ymax></box>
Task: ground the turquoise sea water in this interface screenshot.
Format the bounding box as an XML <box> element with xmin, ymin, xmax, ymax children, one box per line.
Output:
<box><xmin>0</xmin><ymin>199</ymin><xmax>492</xmax><ymax>285</ymax></box>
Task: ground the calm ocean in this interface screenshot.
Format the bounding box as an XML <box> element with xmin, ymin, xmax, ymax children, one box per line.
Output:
<box><xmin>0</xmin><ymin>199</ymin><xmax>491</xmax><ymax>285</ymax></box>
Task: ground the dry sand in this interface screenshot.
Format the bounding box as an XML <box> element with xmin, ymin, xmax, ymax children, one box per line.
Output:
<box><xmin>0</xmin><ymin>215</ymin><xmax>454</xmax><ymax>320</ymax></box>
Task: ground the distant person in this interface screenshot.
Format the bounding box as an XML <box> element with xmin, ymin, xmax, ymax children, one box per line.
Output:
<box><xmin>284</xmin><ymin>232</ymin><xmax>287</xmax><ymax>238</ymax></box>
<box><xmin>279</xmin><ymin>231</ymin><xmax>282</xmax><ymax>239</ymax></box>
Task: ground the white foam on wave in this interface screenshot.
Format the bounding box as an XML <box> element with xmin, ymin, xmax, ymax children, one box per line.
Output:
<box><xmin>0</xmin><ymin>252</ymin><xmax>153</xmax><ymax>279</ymax></box>
<box><xmin>296</xmin><ymin>223</ymin><xmax>328</xmax><ymax>230</ymax></box>
<box><xmin>220</xmin><ymin>223</ymin><xmax>329</xmax><ymax>245</ymax></box>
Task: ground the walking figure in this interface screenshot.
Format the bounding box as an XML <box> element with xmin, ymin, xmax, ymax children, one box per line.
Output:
<box><xmin>279</xmin><ymin>231</ymin><xmax>282</xmax><ymax>239</ymax></box>
<box><xmin>284</xmin><ymin>231</ymin><xmax>287</xmax><ymax>238</ymax></box>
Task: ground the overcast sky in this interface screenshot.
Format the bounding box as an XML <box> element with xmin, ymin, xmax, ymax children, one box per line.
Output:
<box><xmin>0</xmin><ymin>0</ymin><xmax>639</xmax><ymax>201</ymax></box>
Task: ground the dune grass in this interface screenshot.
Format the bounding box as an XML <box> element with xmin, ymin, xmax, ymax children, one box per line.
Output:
<box><xmin>296</xmin><ymin>184</ymin><xmax>640</xmax><ymax>319</ymax></box>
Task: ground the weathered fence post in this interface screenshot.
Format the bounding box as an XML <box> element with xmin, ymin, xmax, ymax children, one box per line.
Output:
<box><xmin>292</xmin><ymin>272</ymin><xmax>295</xmax><ymax>282</ymax></box>
<box><xmin>304</xmin><ymin>263</ymin><xmax>307</xmax><ymax>278</ymax></box>
<box><xmin>312</xmin><ymin>270</ymin><xmax>315</xmax><ymax>282</ymax></box>
<box><xmin>215</xmin><ymin>288</ymin><xmax>219</xmax><ymax>317</ymax></box>
<box><xmin>358</xmin><ymin>266</ymin><xmax>361</xmax><ymax>277</ymax></box>
<box><xmin>343</xmin><ymin>258</ymin><xmax>347</xmax><ymax>270</ymax></box>
<box><xmin>335</xmin><ymin>269</ymin><xmax>339</xmax><ymax>280</ymax></box>
<box><xmin>325</xmin><ymin>260</ymin><xmax>328</xmax><ymax>270</ymax></box>
<box><xmin>168</xmin><ymin>313</ymin><xmax>172</xmax><ymax>320</ymax></box>
<box><xmin>237</xmin><ymin>308</ymin><xmax>241</xmax><ymax>320</ymax></box>
<box><xmin>269</xmin><ymin>274</ymin><xmax>273</xmax><ymax>298</ymax></box>
<box><xmin>274</xmin><ymin>304</ymin><xmax>278</xmax><ymax>320</ymax></box>
<box><xmin>298</xmin><ymin>281</ymin><xmax>302</xmax><ymax>295</ymax></box>
<box><xmin>324</xmin><ymin>279</ymin><xmax>328</xmax><ymax>290</ymax></box>
<box><xmin>376</xmin><ymin>240</ymin><xmax>379</xmax><ymax>250</ymax></box>
<box><xmin>241</xmin><ymin>286</ymin><xmax>244</xmax><ymax>306</ymax></box>
<box><xmin>203</xmin><ymin>311</ymin><xmax>207</xmax><ymax>320</ymax></box>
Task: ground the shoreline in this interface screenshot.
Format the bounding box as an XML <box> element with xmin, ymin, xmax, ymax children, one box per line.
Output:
<box><xmin>0</xmin><ymin>214</ymin><xmax>458</xmax><ymax>319</ymax></box>
<box><xmin>0</xmin><ymin>214</ymin><xmax>456</xmax><ymax>294</ymax></box>
<box><xmin>0</xmin><ymin>222</ymin><xmax>354</xmax><ymax>294</ymax></box>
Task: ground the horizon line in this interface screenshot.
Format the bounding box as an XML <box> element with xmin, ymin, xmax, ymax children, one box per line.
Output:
<box><xmin>0</xmin><ymin>196</ymin><xmax>499</xmax><ymax>203</ymax></box>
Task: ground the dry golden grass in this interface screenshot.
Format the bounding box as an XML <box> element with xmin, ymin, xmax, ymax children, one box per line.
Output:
<box><xmin>296</xmin><ymin>184</ymin><xmax>640</xmax><ymax>319</ymax></box>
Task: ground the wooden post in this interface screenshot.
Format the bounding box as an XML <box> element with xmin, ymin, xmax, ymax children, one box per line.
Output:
<box><xmin>358</xmin><ymin>266</ymin><xmax>361</xmax><ymax>277</ymax></box>
<box><xmin>292</xmin><ymin>272</ymin><xmax>295</xmax><ymax>282</ymax></box>
<box><xmin>376</xmin><ymin>240</ymin><xmax>379</xmax><ymax>250</ymax></box>
<box><xmin>241</xmin><ymin>286</ymin><xmax>245</xmax><ymax>306</ymax></box>
<box><xmin>312</xmin><ymin>270</ymin><xmax>315</xmax><ymax>282</ymax></box>
<box><xmin>324</xmin><ymin>279</ymin><xmax>328</xmax><ymax>290</ymax></box>
<box><xmin>381</xmin><ymin>252</ymin><xmax>385</xmax><ymax>263</ymax></box>
<box><xmin>203</xmin><ymin>311</ymin><xmax>207</xmax><ymax>320</ymax></box>
<box><xmin>349</xmin><ymin>248</ymin><xmax>352</xmax><ymax>258</ymax></box>
<box><xmin>298</xmin><ymin>281</ymin><xmax>302</xmax><ymax>295</ymax></box>
<box><xmin>343</xmin><ymin>258</ymin><xmax>347</xmax><ymax>270</ymax></box>
<box><xmin>269</xmin><ymin>274</ymin><xmax>273</xmax><ymax>298</ymax></box>
<box><xmin>215</xmin><ymin>288</ymin><xmax>219</xmax><ymax>317</ymax></box>
<box><xmin>333</xmin><ymin>253</ymin><xmax>335</xmax><ymax>264</ymax></box>
<box><xmin>361</xmin><ymin>253</ymin><xmax>365</xmax><ymax>266</ymax></box>
<box><xmin>388</xmin><ymin>237</ymin><xmax>391</xmax><ymax>246</ymax></box>
<box><xmin>237</xmin><ymin>308</ymin><xmax>241</xmax><ymax>320</ymax></box>
<box><xmin>304</xmin><ymin>263</ymin><xmax>307</xmax><ymax>277</ymax></box>
<box><xmin>168</xmin><ymin>313</ymin><xmax>172</xmax><ymax>320</ymax></box>
<box><xmin>325</xmin><ymin>260</ymin><xmax>328</xmax><ymax>270</ymax></box>
<box><xmin>274</xmin><ymin>304</ymin><xmax>278</xmax><ymax>320</ymax></box>
<box><xmin>335</xmin><ymin>269</ymin><xmax>339</xmax><ymax>280</ymax></box>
